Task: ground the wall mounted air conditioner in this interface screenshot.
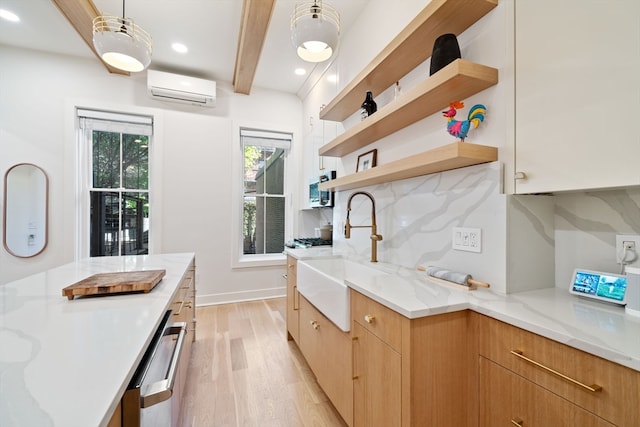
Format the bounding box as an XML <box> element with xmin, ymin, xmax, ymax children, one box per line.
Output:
<box><xmin>147</xmin><ymin>70</ymin><xmax>216</xmax><ymax>107</ymax></box>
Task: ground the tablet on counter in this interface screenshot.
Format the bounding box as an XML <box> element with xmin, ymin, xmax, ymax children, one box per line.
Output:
<box><xmin>569</xmin><ymin>268</ymin><xmax>627</xmax><ymax>305</ymax></box>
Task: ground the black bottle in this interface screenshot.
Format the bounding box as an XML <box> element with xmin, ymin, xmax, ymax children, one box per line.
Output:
<box><xmin>360</xmin><ymin>91</ymin><xmax>377</xmax><ymax>120</ymax></box>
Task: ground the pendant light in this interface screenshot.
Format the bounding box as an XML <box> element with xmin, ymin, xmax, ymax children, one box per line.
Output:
<box><xmin>291</xmin><ymin>1</ymin><xmax>340</xmax><ymax>63</ymax></box>
<box><xmin>92</xmin><ymin>0</ymin><xmax>152</xmax><ymax>72</ymax></box>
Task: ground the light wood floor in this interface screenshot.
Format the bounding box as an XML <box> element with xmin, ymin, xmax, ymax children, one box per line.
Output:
<box><xmin>179</xmin><ymin>298</ymin><xmax>348</xmax><ymax>427</ymax></box>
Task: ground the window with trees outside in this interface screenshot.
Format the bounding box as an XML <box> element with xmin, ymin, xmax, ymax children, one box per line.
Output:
<box><xmin>78</xmin><ymin>110</ymin><xmax>153</xmax><ymax>257</ymax></box>
<box><xmin>241</xmin><ymin>129</ymin><xmax>291</xmax><ymax>256</ymax></box>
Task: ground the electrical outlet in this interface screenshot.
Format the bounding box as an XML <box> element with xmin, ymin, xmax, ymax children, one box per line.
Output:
<box><xmin>616</xmin><ymin>234</ymin><xmax>640</xmax><ymax>265</ymax></box>
<box><xmin>452</xmin><ymin>227</ymin><xmax>482</xmax><ymax>253</ymax></box>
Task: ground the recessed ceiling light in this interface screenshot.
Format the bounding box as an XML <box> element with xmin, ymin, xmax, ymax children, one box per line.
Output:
<box><xmin>172</xmin><ymin>43</ymin><xmax>188</xmax><ymax>54</ymax></box>
<box><xmin>294</xmin><ymin>68</ymin><xmax>306</xmax><ymax>76</ymax></box>
<box><xmin>0</xmin><ymin>9</ymin><xmax>20</xmax><ymax>22</ymax></box>
<box><xmin>326</xmin><ymin>74</ymin><xmax>338</xmax><ymax>83</ymax></box>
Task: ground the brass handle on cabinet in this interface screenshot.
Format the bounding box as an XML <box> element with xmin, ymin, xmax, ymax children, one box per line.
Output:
<box><xmin>510</xmin><ymin>350</ymin><xmax>602</xmax><ymax>392</ymax></box>
<box><xmin>352</xmin><ymin>337</ymin><xmax>359</xmax><ymax>380</ymax></box>
<box><xmin>510</xmin><ymin>418</ymin><xmax>523</xmax><ymax>426</ymax></box>
<box><xmin>364</xmin><ymin>314</ymin><xmax>375</xmax><ymax>324</ymax></box>
<box><xmin>310</xmin><ymin>320</ymin><xmax>319</xmax><ymax>330</ymax></box>
<box><xmin>174</xmin><ymin>301</ymin><xmax>193</xmax><ymax>307</ymax></box>
<box><xmin>293</xmin><ymin>285</ymin><xmax>299</xmax><ymax>311</ymax></box>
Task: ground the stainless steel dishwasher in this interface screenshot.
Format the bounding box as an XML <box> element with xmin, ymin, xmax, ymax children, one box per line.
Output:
<box><xmin>122</xmin><ymin>310</ymin><xmax>187</xmax><ymax>427</ymax></box>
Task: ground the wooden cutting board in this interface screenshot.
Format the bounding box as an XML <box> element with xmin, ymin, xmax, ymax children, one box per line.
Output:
<box><xmin>62</xmin><ymin>269</ymin><xmax>166</xmax><ymax>300</ymax></box>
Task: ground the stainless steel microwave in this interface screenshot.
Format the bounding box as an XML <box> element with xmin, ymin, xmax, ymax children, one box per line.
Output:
<box><xmin>309</xmin><ymin>171</ymin><xmax>336</xmax><ymax>208</ymax></box>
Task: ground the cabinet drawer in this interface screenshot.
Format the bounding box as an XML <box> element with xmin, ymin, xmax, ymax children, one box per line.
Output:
<box><xmin>351</xmin><ymin>289</ymin><xmax>404</xmax><ymax>352</ymax></box>
<box><xmin>480</xmin><ymin>357</ymin><xmax>615</xmax><ymax>427</ymax></box>
<box><xmin>299</xmin><ymin>296</ymin><xmax>353</xmax><ymax>425</ymax></box>
<box><xmin>478</xmin><ymin>314</ymin><xmax>640</xmax><ymax>426</ymax></box>
<box><xmin>286</xmin><ymin>256</ymin><xmax>299</xmax><ymax>343</ymax></box>
<box><xmin>172</xmin><ymin>271</ymin><xmax>194</xmax><ymax>320</ymax></box>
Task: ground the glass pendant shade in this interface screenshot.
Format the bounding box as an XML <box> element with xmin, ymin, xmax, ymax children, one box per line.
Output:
<box><xmin>92</xmin><ymin>15</ymin><xmax>152</xmax><ymax>72</ymax></box>
<box><xmin>291</xmin><ymin>1</ymin><xmax>339</xmax><ymax>63</ymax></box>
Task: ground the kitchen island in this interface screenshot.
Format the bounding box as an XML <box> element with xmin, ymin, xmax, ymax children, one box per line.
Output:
<box><xmin>0</xmin><ymin>253</ymin><xmax>195</xmax><ymax>427</ymax></box>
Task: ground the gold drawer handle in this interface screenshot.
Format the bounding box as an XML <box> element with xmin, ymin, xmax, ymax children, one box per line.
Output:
<box><xmin>511</xmin><ymin>418</ymin><xmax>523</xmax><ymax>426</ymax></box>
<box><xmin>510</xmin><ymin>350</ymin><xmax>602</xmax><ymax>393</ymax></box>
<box><xmin>352</xmin><ymin>336</ymin><xmax>359</xmax><ymax>380</ymax></box>
<box><xmin>173</xmin><ymin>300</ymin><xmax>193</xmax><ymax>308</ymax></box>
<box><xmin>364</xmin><ymin>314</ymin><xmax>375</xmax><ymax>324</ymax></box>
<box><xmin>310</xmin><ymin>320</ymin><xmax>319</xmax><ymax>330</ymax></box>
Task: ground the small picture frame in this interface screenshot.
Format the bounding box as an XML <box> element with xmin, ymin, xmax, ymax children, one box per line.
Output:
<box><xmin>356</xmin><ymin>149</ymin><xmax>377</xmax><ymax>172</ymax></box>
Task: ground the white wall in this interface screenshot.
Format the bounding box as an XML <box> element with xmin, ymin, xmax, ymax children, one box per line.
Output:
<box><xmin>0</xmin><ymin>45</ymin><xmax>302</xmax><ymax>304</ymax></box>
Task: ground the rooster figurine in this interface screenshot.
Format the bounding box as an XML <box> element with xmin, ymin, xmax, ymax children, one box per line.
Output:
<box><xmin>443</xmin><ymin>101</ymin><xmax>486</xmax><ymax>141</ymax></box>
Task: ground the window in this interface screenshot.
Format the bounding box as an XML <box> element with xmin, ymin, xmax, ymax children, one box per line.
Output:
<box><xmin>240</xmin><ymin>128</ymin><xmax>291</xmax><ymax>257</ymax></box>
<box><xmin>78</xmin><ymin>109</ymin><xmax>153</xmax><ymax>257</ymax></box>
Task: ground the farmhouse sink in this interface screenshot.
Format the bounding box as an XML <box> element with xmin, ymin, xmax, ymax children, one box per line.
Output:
<box><xmin>296</xmin><ymin>257</ymin><xmax>390</xmax><ymax>332</ymax></box>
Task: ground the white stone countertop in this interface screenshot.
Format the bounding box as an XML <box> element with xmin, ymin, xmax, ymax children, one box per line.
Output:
<box><xmin>0</xmin><ymin>253</ymin><xmax>195</xmax><ymax>427</ymax></box>
<box><xmin>285</xmin><ymin>248</ymin><xmax>640</xmax><ymax>372</ymax></box>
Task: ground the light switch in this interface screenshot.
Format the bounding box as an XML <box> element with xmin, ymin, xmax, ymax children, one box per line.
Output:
<box><xmin>452</xmin><ymin>227</ymin><xmax>482</xmax><ymax>253</ymax></box>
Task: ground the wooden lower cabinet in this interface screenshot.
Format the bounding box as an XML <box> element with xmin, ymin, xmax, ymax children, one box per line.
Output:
<box><xmin>480</xmin><ymin>357</ymin><xmax>614</xmax><ymax>427</ymax></box>
<box><xmin>475</xmin><ymin>312</ymin><xmax>640</xmax><ymax>427</ymax></box>
<box><xmin>292</xmin><ymin>288</ymin><xmax>640</xmax><ymax>427</ymax></box>
<box><xmin>299</xmin><ymin>295</ymin><xmax>353</xmax><ymax>425</ymax></box>
<box><xmin>285</xmin><ymin>256</ymin><xmax>300</xmax><ymax>343</ymax></box>
<box><xmin>350</xmin><ymin>290</ymin><xmax>477</xmax><ymax>427</ymax></box>
<box><xmin>352</xmin><ymin>321</ymin><xmax>401</xmax><ymax>427</ymax></box>
<box><xmin>171</xmin><ymin>257</ymin><xmax>196</xmax><ymax>420</ymax></box>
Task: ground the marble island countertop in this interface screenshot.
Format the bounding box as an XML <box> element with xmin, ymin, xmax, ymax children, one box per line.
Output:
<box><xmin>0</xmin><ymin>253</ymin><xmax>195</xmax><ymax>427</ymax></box>
<box><xmin>285</xmin><ymin>247</ymin><xmax>640</xmax><ymax>372</ymax></box>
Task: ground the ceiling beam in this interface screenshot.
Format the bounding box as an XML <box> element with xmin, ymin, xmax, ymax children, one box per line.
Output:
<box><xmin>51</xmin><ymin>0</ymin><xmax>129</xmax><ymax>75</ymax></box>
<box><xmin>233</xmin><ymin>0</ymin><xmax>276</xmax><ymax>94</ymax></box>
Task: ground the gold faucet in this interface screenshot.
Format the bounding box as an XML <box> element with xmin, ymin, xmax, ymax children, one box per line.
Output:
<box><xmin>344</xmin><ymin>191</ymin><xmax>383</xmax><ymax>262</ymax></box>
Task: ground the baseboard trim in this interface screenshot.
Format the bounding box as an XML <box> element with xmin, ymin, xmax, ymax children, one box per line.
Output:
<box><xmin>196</xmin><ymin>286</ymin><xmax>286</xmax><ymax>306</ymax></box>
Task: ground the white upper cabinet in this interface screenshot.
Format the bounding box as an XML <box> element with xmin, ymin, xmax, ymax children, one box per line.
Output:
<box><xmin>514</xmin><ymin>0</ymin><xmax>640</xmax><ymax>194</ymax></box>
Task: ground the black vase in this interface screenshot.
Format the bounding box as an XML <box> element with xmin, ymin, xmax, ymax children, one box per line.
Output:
<box><xmin>429</xmin><ymin>33</ymin><xmax>461</xmax><ymax>76</ymax></box>
<box><xmin>360</xmin><ymin>91</ymin><xmax>377</xmax><ymax>120</ymax></box>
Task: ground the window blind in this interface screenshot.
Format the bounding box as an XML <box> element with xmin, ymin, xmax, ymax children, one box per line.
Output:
<box><xmin>77</xmin><ymin>108</ymin><xmax>153</xmax><ymax>136</ymax></box>
<box><xmin>240</xmin><ymin>128</ymin><xmax>292</xmax><ymax>151</ymax></box>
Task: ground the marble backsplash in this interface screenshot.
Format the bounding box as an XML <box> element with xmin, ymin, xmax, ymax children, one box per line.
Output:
<box><xmin>329</xmin><ymin>160</ymin><xmax>639</xmax><ymax>294</ymax></box>
<box><xmin>331</xmin><ymin>162</ymin><xmax>512</xmax><ymax>293</ymax></box>
<box><xmin>554</xmin><ymin>188</ymin><xmax>640</xmax><ymax>288</ymax></box>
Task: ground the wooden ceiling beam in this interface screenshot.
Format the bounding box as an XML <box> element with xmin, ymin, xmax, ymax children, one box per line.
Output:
<box><xmin>233</xmin><ymin>0</ymin><xmax>276</xmax><ymax>94</ymax></box>
<box><xmin>51</xmin><ymin>0</ymin><xmax>129</xmax><ymax>75</ymax></box>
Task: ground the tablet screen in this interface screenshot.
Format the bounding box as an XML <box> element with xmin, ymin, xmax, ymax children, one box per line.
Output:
<box><xmin>570</xmin><ymin>269</ymin><xmax>627</xmax><ymax>304</ymax></box>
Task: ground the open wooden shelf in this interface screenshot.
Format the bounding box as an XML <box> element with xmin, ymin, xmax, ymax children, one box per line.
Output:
<box><xmin>318</xmin><ymin>59</ymin><xmax>498</xmax><ymax>158</ymax></box>
<box><xmin>318</xmin><ymin>0</ymin><xmax>498</xmax><ymax>122</ymax></box>
<box><xmin>319</xmin><ymin>142</ymin><xmax>497</xmax><ymax>192</ymax></box>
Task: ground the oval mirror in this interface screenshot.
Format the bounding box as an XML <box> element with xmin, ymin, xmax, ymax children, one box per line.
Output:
<box><xmin>3</xmin><ymin>163</ymin><xmax>48</xmax><ymax>258</ymax></box>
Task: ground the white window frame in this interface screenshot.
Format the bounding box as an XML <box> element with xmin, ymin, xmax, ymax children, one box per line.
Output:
<box><xmin>231</xmin><ymin>123</ymin><xmax>294</xmax><ymax>268</ymax></box>
<box><xmin>75</xmin><ymin>107</ymin><xmax>156</xmax><ymax>259</ymax></box>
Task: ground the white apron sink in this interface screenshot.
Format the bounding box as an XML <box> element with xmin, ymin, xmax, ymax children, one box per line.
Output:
<box><xmin>296</xmin><ymin>257</ymin><xmax>389</xmax><ymax>332</ymax></box>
